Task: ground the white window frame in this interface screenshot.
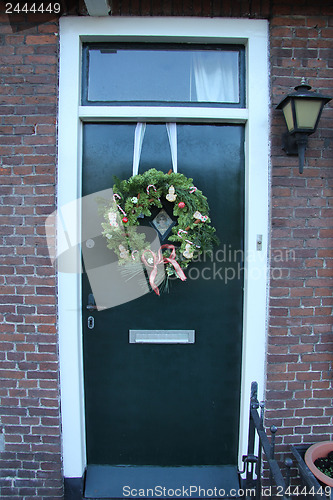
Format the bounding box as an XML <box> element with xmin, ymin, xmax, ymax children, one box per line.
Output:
<box><xmin>58</xmin><ymin>16</ymin><xmax>269</xmax><ymax>478</ymax></box>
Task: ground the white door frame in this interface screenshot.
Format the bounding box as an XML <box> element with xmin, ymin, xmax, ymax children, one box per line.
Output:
<box><xmin>57</xmin><ymin>16</ymin><xmax>270</xmax><ymax>478</ymax></box>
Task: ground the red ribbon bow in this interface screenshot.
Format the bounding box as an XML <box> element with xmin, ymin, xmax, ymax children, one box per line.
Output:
<box><xmin>141</xmin><ymin>244</ymin><xmax>186</xmax><ymax>296</ymax></box>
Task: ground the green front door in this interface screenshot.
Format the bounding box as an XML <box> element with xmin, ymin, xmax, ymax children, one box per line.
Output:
<box><xmin>82</xmin><ymin>123</ymin><xmax>244</xmax><ymax>481</ymax></box>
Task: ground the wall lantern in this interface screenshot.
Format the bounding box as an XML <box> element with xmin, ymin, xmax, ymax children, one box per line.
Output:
<box><xmin>276</xmin><ymin>79</ymin><xmax>331</xmax><ymax>174</ymax></box>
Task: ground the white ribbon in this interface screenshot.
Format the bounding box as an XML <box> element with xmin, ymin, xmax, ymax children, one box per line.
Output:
<box><xmin>132</xmin><ymin>123</ymin><xmax>146</xmax><ymax>177</ymax></box>
<box><xmin>132</xmin><ymin>122</ymin><xmax>177</xmax><ymax>176</ymax></box>
<box><xmin>166</xmin><ymin>122</ymin><xmax>177</xmax><ymax>173</ymax></box>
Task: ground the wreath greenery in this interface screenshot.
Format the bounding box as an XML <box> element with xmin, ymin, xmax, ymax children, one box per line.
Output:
<box><xmin>101</xmin><ymin>168</ymin><xmax>219</xmax><ymax>290</ymax></box>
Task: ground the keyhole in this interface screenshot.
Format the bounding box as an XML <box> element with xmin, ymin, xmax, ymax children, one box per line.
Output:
<box><xmin>88</xmin><ymin>316</ymin><xmax>94</xmax><ymax>330</ymax></box>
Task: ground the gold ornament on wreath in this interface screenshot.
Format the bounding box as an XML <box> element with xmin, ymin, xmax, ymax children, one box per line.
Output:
<box><xmin>101</xmin><ymin>168</ymin><xmax>219</xmax><ymax>295</ymax></box>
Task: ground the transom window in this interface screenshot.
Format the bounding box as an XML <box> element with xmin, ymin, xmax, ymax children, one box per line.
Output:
<box><xmin>82</xmin><ymin>43</ymin><xmax>245</xmax><ymax>107</ymax></box>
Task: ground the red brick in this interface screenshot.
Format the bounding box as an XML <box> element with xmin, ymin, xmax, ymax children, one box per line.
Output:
<box><xmin>0</xmin><ymin>370</ymin><xmax>25</xmax><ymax>380</ymax></box>
<box><xmin>25</xmin><ymin>35</ymin><xmax>57</xmax><ymax>45</ymax></box>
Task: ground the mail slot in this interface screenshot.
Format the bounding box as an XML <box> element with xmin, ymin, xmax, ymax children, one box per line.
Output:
<box><xmin>129</xmin><ymin>330</ymin><xmax>195</xmax><ymax>344</ymax></box>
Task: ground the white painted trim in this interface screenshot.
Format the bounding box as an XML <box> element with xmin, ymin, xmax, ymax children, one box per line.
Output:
<box><xmin>58</xmin><ymin>25</ymin><xmax>86</xmax><ymax>478</ymax></box>
<box><xmin>238</xmin><ymin>28</ymin><xmax>270</xmax><ymax>466</ymax></box>
<box><xmin>78</xmin><ymin>106</ymin><xmax>249</xmax><ymax>123</ymax></box>
<box><xmin>58</xmin><ymin>16</ymin><xmax>269</xmax><ymax>478</ymax></box>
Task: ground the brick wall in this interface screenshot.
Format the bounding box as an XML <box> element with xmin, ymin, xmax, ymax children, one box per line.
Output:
<box><xmin>266</xmin><ymin>2</ymin><xmax>333</xmax><ymax>480</ymax></box>
<box><xmin>0</xmin><ymin>12</ymin><xmax>62</xmax><ymax>500</ymax></box>
<box><xmin>110</xmin><ymin>0</ymin><xmax>270</xmax><ymax>17</ymax></box>
<box><xmin>0</xmin><ymin>1</ymin><xmax>332</xmax><ymax>499</ymax></box>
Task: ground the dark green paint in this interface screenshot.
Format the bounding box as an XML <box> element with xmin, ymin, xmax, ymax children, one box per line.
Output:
<box><xmin>82</xmin><ymin>124</ymin><xmax>244</xmax><ymax>466</ymax></box>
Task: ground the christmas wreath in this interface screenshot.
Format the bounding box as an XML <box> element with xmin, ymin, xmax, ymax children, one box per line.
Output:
<box><xmin>101</xmin><ymin>168</ymin><xmax>219</xmax><ymax>295</ymax></box>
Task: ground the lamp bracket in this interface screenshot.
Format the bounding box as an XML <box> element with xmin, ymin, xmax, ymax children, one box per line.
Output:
<box><xmin>282</xmin><ymin>132</ymin><xmax>309</xmax><ymax>174</ymax></box>
<box><xmin>281</xmin><ymin>133</ymin><xmax>298</xmax><ymax>155</ymax></box>
<box><xmin>282</xmin><ymin>132</ymin><xmax>308</xmax><ymax>155</ymax></box>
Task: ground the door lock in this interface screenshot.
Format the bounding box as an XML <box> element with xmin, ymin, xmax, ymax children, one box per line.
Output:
<box><xmin>87</xmin><ymin>316</ymin><xmax>95</xmax><ymax>330</ymax></box>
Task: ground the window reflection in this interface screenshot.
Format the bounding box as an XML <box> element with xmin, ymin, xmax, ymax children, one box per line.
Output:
<box><xmin>86</xmin><ymin>47</ymin><xmax>240</xmax><ymax>104</ymax></box>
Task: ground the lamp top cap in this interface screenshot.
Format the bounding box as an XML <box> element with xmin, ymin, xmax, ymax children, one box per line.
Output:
<box><xmin>294</xmin><ymin>78</ymin><xmax>312</xmax><ymax>92</ymax></box>
<box><xmin>276</xmin><ymin>78</ymin><xmax>331</xmax><ymax>109</ymax></box>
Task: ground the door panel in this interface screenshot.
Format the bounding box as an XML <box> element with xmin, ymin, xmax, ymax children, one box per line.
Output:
<box><xmin>82</xmin><ymin>123</ymin><xmax>244</xmax><ymax>466</ymax></box>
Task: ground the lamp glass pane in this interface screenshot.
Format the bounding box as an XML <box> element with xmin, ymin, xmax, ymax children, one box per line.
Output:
<box><xmin>294</xmin><ymin>99</ymin><xmax>322</xmax><ymax>130</ymax></box>
<box><xmin>282</xmin><ymin>101</ymin><xmax>294</xmax><ymax>132</ymax></box>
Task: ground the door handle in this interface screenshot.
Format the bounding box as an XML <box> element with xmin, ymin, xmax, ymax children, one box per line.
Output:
<box><xmin>86</xmin><ymin>293</ymin><xmax>98</xmax><ymax>311</ymax></box>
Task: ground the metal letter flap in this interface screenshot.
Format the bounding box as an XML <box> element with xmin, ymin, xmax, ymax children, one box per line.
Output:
<box><xmin>129</xmin><ymin>330</ymin><xmax>195</xmax><ymax>344</ymax></box>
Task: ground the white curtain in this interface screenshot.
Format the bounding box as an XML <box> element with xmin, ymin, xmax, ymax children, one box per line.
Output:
<box><xmin>192</xmin><ymin>52</ymin><xmax>239</xmax><ymax>103</ymax></box>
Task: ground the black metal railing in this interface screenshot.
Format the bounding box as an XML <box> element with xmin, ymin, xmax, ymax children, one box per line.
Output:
<box><xmin>241</xmin><ymin>381</ymin><xmax>292</xmax><ymax>500</ymax></box>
